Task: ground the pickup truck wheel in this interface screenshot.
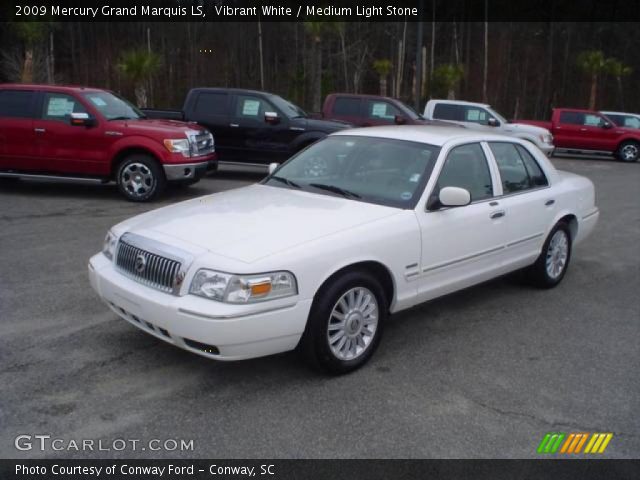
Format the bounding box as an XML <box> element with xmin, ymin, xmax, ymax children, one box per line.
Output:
<box><xmin>616</xmin><ymin>141</ymin><xmax>640</xmax><ymax>162</ymax></box>
<box><xmin>116</xmin><ymin>155</ymin><xmax>166</xmax><ymax>202</ymax></box>
<box><xmin>300</xmin><ymin>270</ymin><xmax>387</xmax><ymax>374</ymax></box>
<box><xmin>528</xmin><ymin>222</ymin><xmax>572</xmax><ymax>288</ymax></box>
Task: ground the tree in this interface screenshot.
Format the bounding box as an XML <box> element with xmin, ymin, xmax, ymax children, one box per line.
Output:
<box><xmin>116</xmin><ymin>49</ymin><xmax>161</xmax><ymax>108</ymax></box>
<box><xmin>373</xmin><ymin>59</ymin><xmax>392</xmax><ymax>96</ymax></box>
<box><xmin>13</xmin><ymin>22</ymin><xmax>48</xmax><ymax>83</ymax></box>
<box><xmin>304</xmin><ymin>21</ymin><xmax>326</xmax><ymax>112</ymax></box>
<box><xmin>605</xmin><ymin>58</ymin><xmax>632</xmax><ymax>110</ymax></box>
<box><xmin>434</xmin><ymin>64</ymin><xmax>465</xmax><ymax>99</ymax></box>
<box><xmin>577</xmin><ymin>50</ymin><xmax>608</xmax><ymax>110</ymax></box>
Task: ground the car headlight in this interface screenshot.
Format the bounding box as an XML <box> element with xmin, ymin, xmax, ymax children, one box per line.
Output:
<box><xmin>190</xmin><ymin>269</ymin><xmax>298</xmax><ymax>304</ymax></box>
<box><xmin>102</xmin><ymin>230</ymin><xmax>117</xmax><ymax>261</ymax></box>
<box><xmin>540</xmin><ymin>134</ymin><xmax>554</xmax><ymax>145</ymax></box>
<box><xmin>163</xmin><ymin>138</ymin><xmax>191</xmax><ymax>157</ymax></box>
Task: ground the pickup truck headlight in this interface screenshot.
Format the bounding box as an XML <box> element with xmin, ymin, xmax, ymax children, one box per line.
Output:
<box><xmin>163</xmin><ymin>138</ymin><xmax>191</xmax><ymax>157</ymax></box>
<box><xmin>540</xmin><ymin>134</ymin><xmax>554</xmax><ymax>145</ymax></box>
<box><xmin>102</xmin><ymin>230</ymin><xmax>117</xmax><ymax>261</ymax></box>
<box><xmin>190</xmin><ymin>269</ymin><xmax>298</xmax><ymax>304</ymax></box>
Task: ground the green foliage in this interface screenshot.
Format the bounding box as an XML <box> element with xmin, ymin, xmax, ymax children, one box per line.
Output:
<box><xmin>576</xmin><ymin>50</ymin><xmax>608</xmax><ymax>75</ymax></box>
<box><xmin>372</xmin><ymin>59</ymin><xmax>392</xmax><ymax>77</ymax></box>
<box><xmin>605</xmin><ymin>58</ymin><xmax>632</xmax><ymax>78</ymax></box>
<box><xmin>433</xmin><ymin>64</ymin><xmax>465</xmax><ymax>98</ymax></box>
<box><xmin>117</xmin><ymin>49</ymin><xmax>162</xmax><ymax>84</ymax></box>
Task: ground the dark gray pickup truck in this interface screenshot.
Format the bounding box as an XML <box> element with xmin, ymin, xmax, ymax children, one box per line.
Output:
<box><xmin>143</xmin><ymin>88</ymin><xmax>350</xmax><ymax>168</ymax></box>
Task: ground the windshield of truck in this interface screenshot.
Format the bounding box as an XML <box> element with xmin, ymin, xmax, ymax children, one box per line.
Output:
<box><xmin>82</xmin><ymin>91</ymin><xmax>145</xmax><ymax>121</ymax></box>
<box><xmin>262</xmin><ymin>135</ymin><xmax>440</xmax><ymax>209</ymax></box>
<box><xmin>268</xmin><ymin>94</ymin><xmax>307</xmax><ymax>118</ymax></box>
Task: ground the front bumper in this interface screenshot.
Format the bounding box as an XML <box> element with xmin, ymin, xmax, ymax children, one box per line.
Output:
<box><xmin>88</xmin><ymin>253</ymin><xmax>311</xmax><ymax>361</ymax></box>
<box><xmin>163</xmin><ymin>154</ymin><xmax>217</xmax><ymax>181</ymax></box>
<box><xmin>539</xmin><ymin>144</ymin><xmax>555</xmax><ymax>157</ymax></box>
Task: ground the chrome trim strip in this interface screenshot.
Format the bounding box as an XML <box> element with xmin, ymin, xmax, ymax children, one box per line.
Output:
<box><xmin>422</xmin><ymin>245</ymin><xmax>505</xmax><ymax>273</ymax></box>
<box><xmin>506</xmin><ymin>232</ymin><xmax>544</xmax><ymax>248</ymax></box>
<box><xmin>405</xmin><ymin>263</ymin><xmax>418</xmax><ymax>269</ymax></box>
<box><xmin>178</xmin><ymin>303</ymin><xmax>297</xmax><ymax>320</ymax></box>
<box><xmin>0</xmin><ymin>172</ymin><xmax>105</xmax><ymax>183</ymax></box>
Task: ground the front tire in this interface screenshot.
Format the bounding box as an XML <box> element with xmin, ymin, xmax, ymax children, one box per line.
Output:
<box><xmin>528</xmin><ymin>222</ymin><xmax>572</xmax><ymax>288</ymax></box>
<box><xmin>300</xmin><ymin>270</ymin><xmax>387</xmax><ymax>374</ymax></box>
<box><xmin>616</xmin><ymin>141</ymin><xmax>640</xmax><ymax>162</ymax></box>
<box><xmin>116</xmin><ymin>154</ymin><xmax>166</xmax><ymax>202</ymax></box>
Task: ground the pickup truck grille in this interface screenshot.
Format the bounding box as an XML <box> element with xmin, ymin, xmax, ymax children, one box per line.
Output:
<box><xmin>191</xmin><ymin>132</ymin><xmax>214</xmax><ymax>157</ymax></box>
<box><xmin>115</xmin><ymin>237</ymin><xmax>182</xmax><ymax>294</ymax></box>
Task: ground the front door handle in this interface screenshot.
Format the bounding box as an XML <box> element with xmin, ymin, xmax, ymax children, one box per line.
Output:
<box><xmin>490</xmin><ymin>210</ymin><xmax>506</xmax><ymax>219</ymax></box>
<box><xmin>545</xmin><ymin>199</ymin><xmax>555</xmax><ymax>206</ymax></box>
<box><xmin>34</xmin><ymin>128</ymin><xmax>46</xmax><ymax>133</ymax></box>
<box><xmin>230</xmin><ymin>123</ymin><xmax>239</xmax><ymax>128</ymax></box>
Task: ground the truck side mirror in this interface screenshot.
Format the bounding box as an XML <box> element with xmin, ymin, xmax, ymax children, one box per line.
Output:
<box><xmin>601</xmin><ymin>121</ymin><xmax>613</xmax><ymax>129</ymax></box>
<box><xmin>265</xmin><ymin>111</ymin><xmax>280</xmax><ymax>125</ymax></box>
<box><xmin>487</xmin><ymin>117</ymin><xmax>500</xmax><ymax>127</ymax></box>
<box><xmin>268</xmin><ymin>163</ymin><xmax>279</xmax><ymax>175</ymax></box>
<box><xmin>394</xmin><ymin>115</ymin><xmax>407</xmax><ymax>125</ymax></box>
<box><xmin>70</xmin><ymin>112</ymin><xmax>96</xmax><ymax>127</ymax></box>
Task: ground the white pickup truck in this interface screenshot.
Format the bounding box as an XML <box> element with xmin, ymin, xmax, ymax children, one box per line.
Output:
<box><xmin>424</xmin><ymin>99</ymin><xmax>555</xmax><ymax>156</ymax></box>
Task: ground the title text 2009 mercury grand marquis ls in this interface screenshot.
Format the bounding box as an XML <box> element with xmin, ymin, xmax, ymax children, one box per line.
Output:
<box><xmin>89</xmin><ymin>126</ymin><xmax>598</xmax><ymax>374</ymax></box>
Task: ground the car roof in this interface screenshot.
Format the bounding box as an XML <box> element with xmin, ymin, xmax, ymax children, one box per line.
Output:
<box><xmin>331</xmin><ymin>125</ymin><xmax>521</xmax><ymax>147</ymax></box>
<box><xmin>601</xmin><ymin>111</ymin><xmax>640</xmax><ymax>116</ymax></box>
<box><xmin>0</xmin><ymin>83</ymin><xmax>105</xmax><ymax>93</ymax></box>
<box><xmin>428</xmin><ymin>99</ymin><xmax>491</xmax><ymax>109</ymax></box>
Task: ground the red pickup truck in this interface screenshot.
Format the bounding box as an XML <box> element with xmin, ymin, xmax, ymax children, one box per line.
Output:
<box><xmin>0</xmin><ymin>84</ymin><xmax>217</xmax><ymax>201</ymax></box>
<box><xmin>317</xmin><ymin>93</ymin><xmax>453</xmax><ymax>127</ymax></box>
<box><xmin>518</xmin><ymin>108</ymin><xmax>640</xmax><ymax>162</ymax></box>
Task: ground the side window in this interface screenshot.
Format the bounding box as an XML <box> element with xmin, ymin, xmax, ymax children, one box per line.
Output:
<box><xmin>489</xmin><ymin>142</ymin><xmax>532</xmax><ymax>194</ymax></box>
<box><xmin>584</xmin><ymin>114</ymin><xmax>604</xmax><ymax>127</ymax></box>
<box><xmin>234</xmin><ymin>95</ymin><xmax>270</xmax><ymax>120</ymax></box>
<box><xmin>516</xmin><ymin>144</ymin><xmax>548</xmax><ymax>187</ymax></box>
<box><xmin>366</xmin><ymin>101</ymin><xmax>401</xmax><ymax>121</ymax></box>
<box><xmin>559</xmin><ymin>111</ymin><xmax>585</xmax><ymax>125</ymax></box>
<box><xmin>0</xmin><ymin>90</ymin><xmax>35</xmax><ymax>119</ymax></box>
<box><xmin>432</xmin><ymin>103</ymin><xmax>461</xmax><ymax>121</ymax></box>
<box><xmin>42</xmin><ymin>93</ymin><xmax>88</xmax><ymax>122</ymax></box>
<box><xmin>332</xmin><ymin>97</ymin><xmax>361</xmax><ymax>116</ymax></box>
<box><xmin>194</xmin><ymin>92</ymin><xmax>229</xmax><ymax>116</ymax></box>
<box><xmin>437</xmin><ymin>143</ymin><xmax>493</xmax><ymax>202</ymax></box>
<box><xmin>463</xmin><ymin>106</ymin><xmax>490</xmax><ymax>125</ymax></box>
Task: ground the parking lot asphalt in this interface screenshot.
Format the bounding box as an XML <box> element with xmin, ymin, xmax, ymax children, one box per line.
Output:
<box><xmin>1</xmin><ymin>158</ymin><xmax>638</xmax><ymax>459</ymax></box>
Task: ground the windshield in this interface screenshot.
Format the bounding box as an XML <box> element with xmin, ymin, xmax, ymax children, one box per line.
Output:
<box><xmin>82</xmin><ymin>91</ymin><xmax>144</xmax><ymax>120</ymax></box>
<box><xmin>399</xmin><ymin>101</ymin><xmax>423</xmax><ymax>120</ymax></box>
<box><xmin>263</xmin><ymin>136</ymin><xmax>440</xmax><ymax>209</ymax></box>
<box><xmin>268</xmin><ymin>94</ymin><xmax>307</xmax><ymax>118</ymax></box>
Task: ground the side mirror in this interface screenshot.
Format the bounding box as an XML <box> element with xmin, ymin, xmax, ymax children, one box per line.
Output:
<box><xmin>265</xmin><ymin>111</ymin><xmax>280</xmax><ymax>125</ymax></box>
<box><xmin>487</xmin><ymin>117</ymin><xmax>500</xmax><ymax>127</ymax></box>
<box><xmin>70</xmin><ymin>112</ymin><xmax>96</xmax><ymax>127</ymax></box>
<box><xmin>439</xmin><ymin>186</ymin><xmax>471</xmax><ymax>207</ymax></box>
<box><xmin>394</xmin><ymin>115</ymin><xmax>407</xmax><ymax>125</ymax></box>
<box><xmin>601</xmin><ymin>121</ymin><xmax>612</xmax><ymax>129</ymax></box>
<box><xmin>268</xmin><ymin>163</ymin><xmax>279</xmax><ymax>175</ymax></box>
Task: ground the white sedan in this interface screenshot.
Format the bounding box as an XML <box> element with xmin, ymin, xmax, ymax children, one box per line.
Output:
<box><xmin>89</xmin><ymin>127</ymin><xmax>599</xmax><ymax>374</ymax></box>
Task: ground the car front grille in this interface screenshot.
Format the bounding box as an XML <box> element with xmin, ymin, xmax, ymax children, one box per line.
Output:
<box><xmin>191</xmin><ymin>132</ymin><xmax>214</xmax><ymax>156</ymax></box>
<box><xmin>115</xmin><ymin>236</ymin><xmax>183</xmax><ymax>294</ymax></box>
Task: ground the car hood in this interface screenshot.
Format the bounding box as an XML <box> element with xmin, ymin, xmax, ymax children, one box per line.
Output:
<box><xmin>120</xmin><ymin>184</ymin><xmax>400</xmax><ymax>263</ymax></box>
<box><xmin>503</xmin><ymin>122</ymin><xmax>551</xmax><ymax>135</ymax></box>
<box><xmin>110</xmin><ymin>118</ymin><xmax>208</xmax><ymax>136</ymax></box>
<box><xmin>296</xmin><ymin>117</ymin><xmax>352</xmax><ymax>132</ymax></box>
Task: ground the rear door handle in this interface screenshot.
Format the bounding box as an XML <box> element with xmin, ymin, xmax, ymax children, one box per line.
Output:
<box><xmin>230</xmin><ymin>123</ymin><xmax>239</xmax><ymax>128</ymax></box>
<box><xmin>545</xmin><ymin>199</ymin><xmax>555</xmax><ymax>206</ymax></box>
<box><xmin>34</xmin><ymin>128</ymin><xmax>46</xmax><ymax>133</ymax></box>
<box><xmin>490</xmin><ymin>210</ymin><xmax>506</xmax><ymax>219</ymax></box>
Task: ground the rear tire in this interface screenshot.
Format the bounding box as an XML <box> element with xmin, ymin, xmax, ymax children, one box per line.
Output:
<box><xmin>527</xmin><ymin>222</ymin><xmax>572</xmax><ymax>288</ymax></box>
<box><xmin>616</xmin><ymin>141</ymin><xmax>640</xmax><ymax>162</ymax></box>
<box><xmin>116</xmin><ymin>154</ymin><xmax>166</xmax><ymax>202</ymax></box>
<box><xmin>299</xmin><ymin>270</ymin><xmax>387</xmax><ymax>375</ymax></box>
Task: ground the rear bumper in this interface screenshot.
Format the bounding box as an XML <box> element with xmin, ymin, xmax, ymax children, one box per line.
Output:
<box><xmin>575</xmin><ymin>208</ymin><xmax>599</xmax><ymax>246</ymax></box>
<box><xmin>88</xmin><ymin>253</ymin><xmax>311</xmax><ymax>361</ymax></box>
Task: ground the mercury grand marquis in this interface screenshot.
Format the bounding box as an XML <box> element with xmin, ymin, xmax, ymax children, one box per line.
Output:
<box><xmin>88</xmin><ymin>126</ymin><xmax>599</xmax><ymax>374</ymax></box>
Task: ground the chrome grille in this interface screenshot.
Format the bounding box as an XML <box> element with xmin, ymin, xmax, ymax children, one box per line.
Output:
<box><xmin>191</xmin><ymin>132</ymin><xmax>214</xmax><ymax>156</ymax></box>
<box><xmin>115</xmin><ymin>237</ymin><xmax>182</xmax><ymax>294</ymax></box>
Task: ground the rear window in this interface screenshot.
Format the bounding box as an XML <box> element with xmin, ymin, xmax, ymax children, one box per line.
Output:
<box><xmin>0</xmin><ymin>90</ymin><xmax>34</xmax><ymax>119</ymax></box>
<box><xmin>193</xmin><ymin>92</ymin><xmax>229</xmax><ymax>116</ymax></box>
<box><xmin>432</xmin><ymin>103</ymin><xmax>462</xmax><ymax>121</ymax></box>
<box><xmin>332</xmin><ymin>97</ymin><xmax>361</xmax><ymax>116</ymax></box>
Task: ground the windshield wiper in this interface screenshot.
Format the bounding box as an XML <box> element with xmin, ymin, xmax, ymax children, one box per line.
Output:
<box><xmin>269</xmin><ymin>175</ymin><xmax>301</xmax><ymax>189</ymax></box>
<box><xmin>309</xmin><ymin>183</ymin><xmax>361</xmax><ymax>199</ymax></box>
<box><xmin>108</xmin><ymin>116</ymin><xmax>137</xmax><ymax>121</ymax></box>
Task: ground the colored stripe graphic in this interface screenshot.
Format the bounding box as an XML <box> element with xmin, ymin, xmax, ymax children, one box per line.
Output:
<box><xmin>539</xmin><ymin>433</ymin><xmax>613</xmax><ymax>454</ymax></box>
